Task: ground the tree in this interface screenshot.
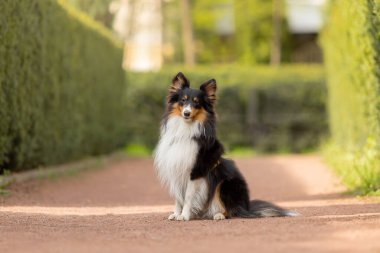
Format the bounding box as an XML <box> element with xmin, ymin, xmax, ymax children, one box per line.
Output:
<box><xmin>180</xmin><ymin>0</ymin><xmax>196</xmax><ymax>66</ymax></box>
<box><xmin>270</xmin><ymin>0</ymin><xmax>282</xmax><ymax>65</ymax></box>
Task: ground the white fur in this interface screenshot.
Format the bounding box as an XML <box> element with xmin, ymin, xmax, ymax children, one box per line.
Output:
<box><xmin>206</xmin><ymin>197</ymin><xmax>226</xmax><ymax>219</ymax></box>
<box><xmin>154</xmin><ymin>116</ymin><xmax>210</xmax><ymax>220</ymax></box>
<box><xmin>213</xmin><ymin>213</ymin><xmax>226</xmax><ymax>220</ymax></box>
<box><xmin>182</xmin><ymin>104</ymin><xmax>192</xmax><ymax>116</ymax></box>
<box><xmin>285</xmin><ymin>210</ymin><xmax>300</xmax><ymax>217</ymax></box>
<box><xmin>154</xmin><ymin>116</ymin><xmax>201</xmax><ymax>202</ymax></box>
<box><xmin>168</xmin><ymin>200</ymin><xmax>182</xmax><ymax>220</ymax></box>
<box><xmin>180</xmin><ymin>178</ymin><xmax>209</xmax><ymax>220</ymax></box>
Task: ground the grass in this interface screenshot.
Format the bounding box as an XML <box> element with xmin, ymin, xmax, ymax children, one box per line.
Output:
<box><xmin>124</xmin><ymin>144</ymin><xmax>152</xmax><ymax>158</ymax></box>
<box><xmin>226</xmin><ymin>147</ymin><xmax>256</xmax><ymax>158</ymax></box>
<box><xmin>0</xmin><ymin>170</ymin><xmax>12</xmax><ymax>196</ymax></box>
<box><xmin>322</xmin><ymin>139</ymin><xmax>380</xmax><ymax>196</ymax></box>
<box><xmin>124</xmin><ymin>143</ymin><xmax>258</xmax><ymax>159</ymax></box>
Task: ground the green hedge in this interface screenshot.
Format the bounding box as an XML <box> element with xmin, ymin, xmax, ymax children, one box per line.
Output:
<box><xmin>125</xmin><ymin>65</ymin><xmax>327</xmax><ymax>152</ymax></box>
<box><xmin>0</xmin><ymin>0</ymin><xmax>127</xmax><ymax>173</ymax></box>
<box><xmin>322</xmin><ymin>0</ymin><xmax>380</xmax><ymax>194</ymax></box>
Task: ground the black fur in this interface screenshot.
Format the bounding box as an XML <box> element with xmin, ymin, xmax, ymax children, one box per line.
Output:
<box><xmin>165</xmin><ymin>72</ymin><xmax>297</xmax><ymax>218</ymax></box>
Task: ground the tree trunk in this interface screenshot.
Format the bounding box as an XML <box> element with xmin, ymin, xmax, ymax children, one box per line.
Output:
<box><xmin>180</xmin><ymin>0</ymin><xmax>196</xmax><ymax>66</ymax></box>
<box><xmin>270</xmin><ymin>0</ymin><xmax>282</xmax><ymax>66</ymax></box>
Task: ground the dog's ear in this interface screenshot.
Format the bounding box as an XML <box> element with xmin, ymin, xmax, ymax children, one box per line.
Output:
<box><xmin>170</xmin><ymin>72</ymin><xmax>190</xmax><ymax>94</ymax></box>
<box><xmin>200</xmin><ymin>79</ymin><xmax>217</xmax><ymax>105</ymax></box>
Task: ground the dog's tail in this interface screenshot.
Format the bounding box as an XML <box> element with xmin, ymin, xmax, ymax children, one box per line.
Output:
<box><xmin>234</xmin><ymin>200</ymin><xmax>299</xmax><ymax>218</ymax></box>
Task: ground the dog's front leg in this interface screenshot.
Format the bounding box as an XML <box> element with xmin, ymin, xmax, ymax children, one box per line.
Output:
<box><xmin>168</xmin><ymin>199</ymin><xmax>182</xmax><ymax>220</ymax></box>
<box><xmin>176</xmin><ymin>179</ymin><xmax>201</xmax><ymax>221</ymax></box>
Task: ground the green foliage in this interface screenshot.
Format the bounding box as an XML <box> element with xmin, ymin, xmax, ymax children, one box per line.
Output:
<box><xmin>124</xmin><ymin>144</ymin><xmax>151</xmax><ymax>158</ymax></box>
<box><xmin>192</xmin><ymin>0</ymin><xmax>236</xmax><ymax>63</ymax></box>
<box><xmin>323</xmin><ymin>140</ymin><xmax>380</xmax><ymax>195</ymax></box>
<box><xmin>125</xmin><ymin>65</ymin><xmax>326</xmax><ymax>152</ymax></box>
<box><xmin>63</xmin><ymin>0</ymin><xmax>114</xmax><ymax>28</ymax></box>
<box><xmin>321</xmin><ymin>0</ymin><xmax>380</xmax><ymax>194</ymax></box>
<box><xmin>234</xmin><ymin>0</ymin><xmax>274</xmax><ymax>64</ymax></box>
<box><xmin>164</xmin><ymin>0</ymin><xmax>290</xmax><ymax>64</ymax></box>
<box><xmin>0</xmin><ymin>0</ymin><xmax>126</xmax><ymax>172</ymax></box>
<box><xmin>0</xmin><ymin>169</ymin><xmax>11</xmax><ymax>196</ymax></box>
<box><xmin>226</xmin><ymin>147</ymin><xmax>256</xmax><ymax>158</ymax></box>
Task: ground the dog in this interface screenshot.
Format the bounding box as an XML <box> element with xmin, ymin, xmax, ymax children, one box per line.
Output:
<box><xmin>154</xmin><ymin>72</ymin><xmax>298</xmax><ymax>221</ymax></box>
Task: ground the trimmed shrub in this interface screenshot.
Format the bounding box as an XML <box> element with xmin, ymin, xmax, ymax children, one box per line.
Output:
<box><xmin>321</xmin><ymin>0</ymin><xmax>380</xmax><ymax>194</ymax></box>
<box><xmin>125</xmin><ymin>65</ymin><xmax>327</xmax><ymax>152</ymax></box>
<box><xmin>0</xmin><ymin>0</ymin><xmax>126</xmax><ymax>172</ymax></box>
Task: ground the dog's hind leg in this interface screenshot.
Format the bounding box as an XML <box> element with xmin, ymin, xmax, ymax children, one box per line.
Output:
<box><xmin>207</xmin><ymin>183</ymin><xmax>227</xmax><ymax>220</ymax></box>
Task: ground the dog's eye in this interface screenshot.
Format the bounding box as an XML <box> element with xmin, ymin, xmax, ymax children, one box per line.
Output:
<box><xmin>181</xmin><ymin>97</ymin><xmax>187</xmax><ymax>102</ymax></box>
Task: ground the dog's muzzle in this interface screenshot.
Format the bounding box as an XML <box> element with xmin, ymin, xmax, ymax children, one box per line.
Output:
<box><xmin>182</xmin><ymin>105</ymin><xmax>192</xmax><ymax>119</ymax></box>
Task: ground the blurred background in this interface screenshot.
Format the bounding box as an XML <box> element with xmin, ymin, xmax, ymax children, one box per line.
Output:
<box><xmin>0</xmin><ymin>0</ymin><xmax>379</xmax><ymax>195</ymax></box>
<box><xmin>68</xmin><ymin>0</ymin><xmax>325</xmax><ymax>68</ymax></box>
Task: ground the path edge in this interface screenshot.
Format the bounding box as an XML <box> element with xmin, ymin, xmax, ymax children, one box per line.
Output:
<box><xmin>0</xmin><ymin>151</ymin><xmax>128</xmax><ymax>188</ymax></box>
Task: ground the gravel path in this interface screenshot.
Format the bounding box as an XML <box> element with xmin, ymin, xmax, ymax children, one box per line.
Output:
<box><xmin>1</xmin><ymin>155</ymin><xmax>379</xmax><ymax>253</ymax></box>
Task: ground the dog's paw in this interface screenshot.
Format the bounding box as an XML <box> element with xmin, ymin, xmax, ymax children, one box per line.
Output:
<box><xmin>168</xmin><ymin>213</ymin><xmax>179</xmax><ymax>220</ymax></box>
<box><xmin>213</xmin><ymin>213</ymin><xmax>226</xmax><ymax>220</ymax></box>
<box><xmin>175</xmin><ymin>214</ymin><xmax>190</xmax><ymax>221</ymax></box>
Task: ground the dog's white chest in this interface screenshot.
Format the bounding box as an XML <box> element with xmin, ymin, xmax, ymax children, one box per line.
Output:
<box><xmin>154</xmin><ymin>117</ymin><xmax>201</xmax><ymax>201</ymax></box>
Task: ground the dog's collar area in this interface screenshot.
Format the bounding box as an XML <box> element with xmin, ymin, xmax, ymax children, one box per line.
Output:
<box><xmin>211</xmin><ymin>160</ymin><xmax>221</xmax><ymax>170</ymax></box>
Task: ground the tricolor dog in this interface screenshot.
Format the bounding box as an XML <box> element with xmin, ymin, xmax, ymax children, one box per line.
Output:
<box><xmin>154</xmin><ymin>72</ymin><xmax>297</xmax><ymax>221</ymax></box>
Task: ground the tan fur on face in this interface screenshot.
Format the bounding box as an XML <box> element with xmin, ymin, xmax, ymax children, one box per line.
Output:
<box><xmin>170</xmin><ymin>103</ymin><xmax>208</xmax><ymax>123</ymax></box>
<box><xmin>193</xmin><ymin>108</ymin><xmax>207</xmax><ymax>123</ymax></box>
<box><xmin>170</xmin><ymin>103</ymin><xmax>183</xmax><ymax>117</ymax></box>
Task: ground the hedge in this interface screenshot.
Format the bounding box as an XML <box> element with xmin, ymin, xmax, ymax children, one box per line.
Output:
<box><xmin>125</xmin><ymin>65</ymin><xmax>327</xmax><ymax>152</ymax></box>
<box><xmin>0</xmin><ymin>0</ymin><xmax>126</xmax><ymax>173</ymax></box>
<box><xmin>321</xmin><ymin>0</ymin><xmax>380</xmax><ymax>194</ymax></box>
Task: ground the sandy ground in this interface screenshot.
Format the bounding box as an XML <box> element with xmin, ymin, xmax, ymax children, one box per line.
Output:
<box><xmin>0</xmin><ymin>155</ymin><xmax>379</xmax><ymax>253</ymax></box>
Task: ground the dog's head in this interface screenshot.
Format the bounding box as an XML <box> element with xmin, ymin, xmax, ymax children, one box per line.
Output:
<box><xmin>166</xmin><ymin>72</ymin><xmax>217</xmax><ymax>123</ymax></box>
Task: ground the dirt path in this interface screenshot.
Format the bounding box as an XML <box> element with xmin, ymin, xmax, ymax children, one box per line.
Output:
<box><xmin>1</xmin><ymin>155</ymin><xmax>379</xmax><ymax>253</ymax></box>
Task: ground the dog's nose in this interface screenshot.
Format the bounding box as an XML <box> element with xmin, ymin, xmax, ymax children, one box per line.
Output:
<box><xmin>184</xmin><ymin>111</ymin><xmax>191</xmax><ymax>117</ymax></box>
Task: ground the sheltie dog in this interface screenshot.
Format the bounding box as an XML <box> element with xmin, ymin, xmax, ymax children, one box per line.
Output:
<box><xmin>154</xmin><ymin>72</ymin><xmax>298</xmax><ymax>221</ymax></box>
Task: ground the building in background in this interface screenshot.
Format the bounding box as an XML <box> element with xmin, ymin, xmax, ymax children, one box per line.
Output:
<box><xmin>111</xmin><ymin>0</ymin><xmax>163</xmax><ymax>71</ymax></box>
<box><xmin>286</xmin><ymin>0</ymin><xmax>326</xmax><ymax>63</ymax></box>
